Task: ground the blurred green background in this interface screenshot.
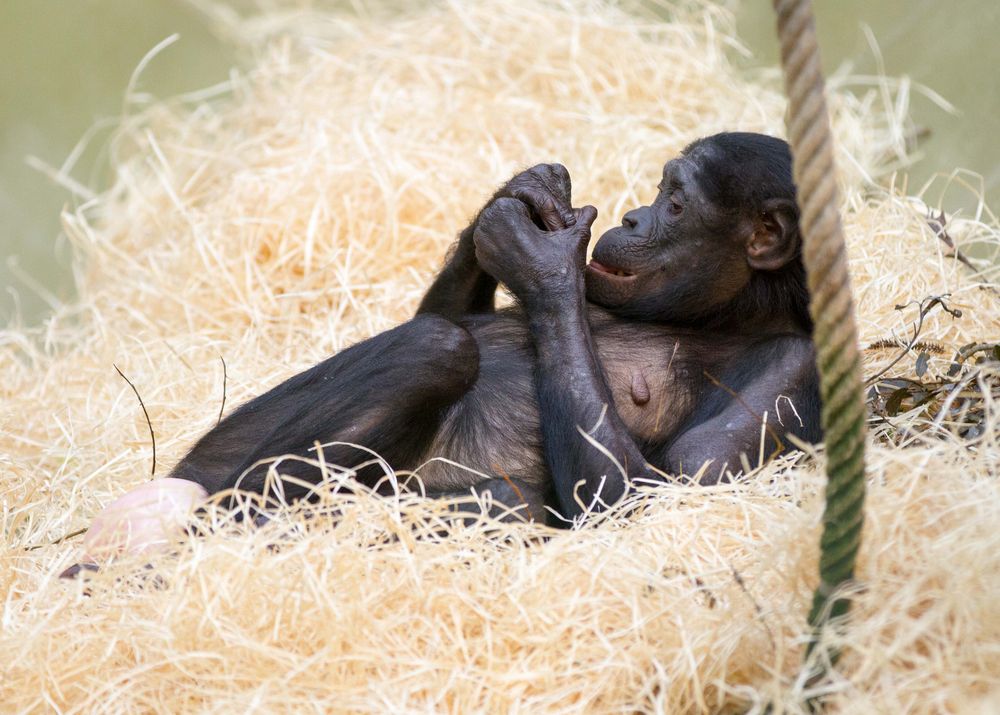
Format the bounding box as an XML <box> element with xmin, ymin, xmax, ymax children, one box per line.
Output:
<box><xmin>1</xmin><ymin>0</ymin><xmax>998</xmax><ymax>325</ymax></box>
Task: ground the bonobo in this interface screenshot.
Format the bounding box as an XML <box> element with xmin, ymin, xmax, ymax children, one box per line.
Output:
<box><xmin>80</xmin><ymin>132</ymin><xmax>821</xmax><ymax>557</ymax></box>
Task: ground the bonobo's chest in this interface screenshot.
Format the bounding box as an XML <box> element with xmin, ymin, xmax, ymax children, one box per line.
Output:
<box><xmin>428</xmin><ymin>306</ymin><xmax>752</xmax><ymax>490</ymax></box>
<box><xmin>462</xmin><ymin>306</ymin><xmax>731</xmax><ymax>446</ymax></box>
<box><xmin>587</xmin><ymin>308</ymin><xmax>714</xmax><ymax>444</ymax></box>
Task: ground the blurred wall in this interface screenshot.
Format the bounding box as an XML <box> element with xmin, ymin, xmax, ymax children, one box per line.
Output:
<box><xmin>737</xmin><ymin>0</ymin><xmax>1000</xmax><ymax>215</ymax></box>
<box><xmin>0</xmin><ymin>0</ymin><xmax>234</xmax><ymax>326</ymax></box>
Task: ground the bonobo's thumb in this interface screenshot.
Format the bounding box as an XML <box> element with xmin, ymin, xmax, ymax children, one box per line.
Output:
<box><xmin>572</xmin><ymin>205</ymin><xmax>598</xmax><ymax>238</ymax></box>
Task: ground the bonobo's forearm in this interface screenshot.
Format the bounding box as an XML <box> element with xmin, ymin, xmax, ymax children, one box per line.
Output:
<box><xmin>469</xmin><ymin>196</ymin><xmax>640</xmax><ymax>519</ymax></box>
<box><xmin>416</xmin><ymin>224</ymin><xmax>498</xmax><ymax>321</ymax></box>
<box><xmin>418</xmin><ymin>163</ymin><xmax>574</xmax><ymax>321</ymax></box>
<box><xmin>528</xmin><ymin>296</ymin><xmax>648</xmax><ymax>520</ymax></box>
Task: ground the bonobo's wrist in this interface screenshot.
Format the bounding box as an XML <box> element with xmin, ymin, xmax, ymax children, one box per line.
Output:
<box><xmin>523</xmin><ymin>278</ymin><xmax>585</xmax><ymax>324</ymax></box>
<box><xmin>448</xmin><ymin>225</ymin><xmax>481</xmax><ymax>268</ymax></box>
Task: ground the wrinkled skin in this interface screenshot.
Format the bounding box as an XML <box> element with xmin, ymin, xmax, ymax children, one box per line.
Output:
<box><xmin>585</xmin><ymin>153</ymin><xmax>753</xmax><ymax>315</ymax></box>
<box><xmin>474</xmin><ymin>198</ymin><xmax>598</xmax><ymax>311</ymax></box>
<box><xmin>584</xmin><ymin>147</ymin><xmax>801</xmax><ymax>323</ymax></box>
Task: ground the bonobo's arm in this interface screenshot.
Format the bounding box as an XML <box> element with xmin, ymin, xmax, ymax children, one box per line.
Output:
<box><xmin>417</xmin><ymin>164</ymin><xmax>576</xmax><ymax>322</ymax></box>
<box><xmin>416</xmin><ymin>223</ymin><xmax>498</xmax><ymax>321</ymax></box>
<box><xmin>663</xmin><ymin>337</ymin><xmax>821</xmax><ymax>483</ymax></box>
<box><xmin>473</xmin><ymin>199</ymin><xmax>650</xmax><ymax>520</ymax></box>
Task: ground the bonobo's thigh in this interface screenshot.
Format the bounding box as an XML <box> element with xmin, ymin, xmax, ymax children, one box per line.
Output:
<box><xmin>170</xmin><ymin>315</ymin><xmax>479</xmax><ymax>501</ymax></box>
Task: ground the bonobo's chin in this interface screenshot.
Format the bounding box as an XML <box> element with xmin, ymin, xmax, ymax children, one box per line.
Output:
<box><xmin>584</xmin><ymin>262</ymin><xmax>640</xmax><ymax>308</ymax></box>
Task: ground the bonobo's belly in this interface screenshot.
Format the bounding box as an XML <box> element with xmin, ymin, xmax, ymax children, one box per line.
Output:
<box><xmin>417</xmin><ymin>307</ymin><xmax>701</xmax><ymax>492</ymax></box>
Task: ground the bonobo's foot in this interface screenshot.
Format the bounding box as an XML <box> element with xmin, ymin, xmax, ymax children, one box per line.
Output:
<box><xmin>444</xmin><ymin>476</ymin><xmax>550</xmax><ymax>526</ymax></box>
<box><xmin>59</xmin><ymin>478</ymin><xmax>208</xmax><ymax>579</ymax></box>
<box><xmin>498</xmin><ymin>163</ymin><xmax>576</xmax><ymax>231</ymax></box>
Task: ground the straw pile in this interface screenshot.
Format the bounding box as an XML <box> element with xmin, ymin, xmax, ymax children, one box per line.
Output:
<box><xmin>2</xmin><ymin>1</ymin><xmax>998</xmax><ymax>712</ymax></box>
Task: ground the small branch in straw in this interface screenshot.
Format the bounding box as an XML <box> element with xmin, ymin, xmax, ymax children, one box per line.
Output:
<box><xmin>114</xmin><ymin>364</ymin><xmax>157</xmax><ymax>478</ymax></box>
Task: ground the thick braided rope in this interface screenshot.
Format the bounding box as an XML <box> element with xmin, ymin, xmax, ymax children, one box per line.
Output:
<box><xmin>772</xmin><ymin>0</ymin><xmax>868</xmax><ymax>655</ymax></box>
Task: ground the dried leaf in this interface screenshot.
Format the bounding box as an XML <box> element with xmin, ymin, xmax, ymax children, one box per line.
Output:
<box><xmin>916</xmin><ymin>352</ymin><xmax>930</xmax><ymax>377</ymax></box>
<box><xmin>885</xmin><ymin>387</ymin><xmax>909</xmax><ymax>416</ymax></box>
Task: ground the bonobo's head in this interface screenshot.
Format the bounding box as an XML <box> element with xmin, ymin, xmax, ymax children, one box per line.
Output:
<box><xmin>585</xmin><ymin>132</ymin><xmax>811</xmax><ymax>333</ymax></box>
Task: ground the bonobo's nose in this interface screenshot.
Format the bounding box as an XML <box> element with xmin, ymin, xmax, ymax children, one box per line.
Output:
<box><xmin>622</xmin><ymin>206</ymin><xmax>650</xmax><ymax>232</ymax></box>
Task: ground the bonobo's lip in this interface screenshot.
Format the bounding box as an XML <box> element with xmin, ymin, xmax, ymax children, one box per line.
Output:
<box><xmin>585</xmin><ymin>260</ymin><xmax>640</xmax><ymax>308</ymax></box>
<box><xmin>586</xmin><ymin>259</ymin><xmax>638</xmax><ymax>280</ymax></box>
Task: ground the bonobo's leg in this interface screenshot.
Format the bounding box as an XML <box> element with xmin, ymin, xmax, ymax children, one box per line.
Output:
<box><xmin>432</xmin><ymin>477</ymin><xmax>551</xmax><ymax>525</ymax></box>
<box><xmin>62</xmin><ymin>317</ymin><xmax>480</xmax><ymax>575</ymax></box>
<box><xmin>170</xmin><ymin>314</ymin><xmax>479</xmax><ymax>503</ymax></box>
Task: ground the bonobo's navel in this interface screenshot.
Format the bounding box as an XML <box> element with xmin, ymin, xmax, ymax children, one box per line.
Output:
<box><xmin>630</xmin><ymin>369</ymin><xmax>651</xmax><ymax>406</ymax></box>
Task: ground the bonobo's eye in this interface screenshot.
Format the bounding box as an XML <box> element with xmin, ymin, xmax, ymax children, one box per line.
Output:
<box><xmin>656</xmin><ymin>183</ymin><xmax>683</xmax><ymax>214</ymax></box>
<box><xmin>668</xmin><ymin>189</ymin><xmax>684</xmax><ymax>216</ymax></box>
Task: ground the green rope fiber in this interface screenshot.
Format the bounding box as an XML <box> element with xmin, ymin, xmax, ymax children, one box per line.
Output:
<box><xmin>771</xmin><ymin>0</ymin><xmax>869</xmax><ymax>675</ymax></box>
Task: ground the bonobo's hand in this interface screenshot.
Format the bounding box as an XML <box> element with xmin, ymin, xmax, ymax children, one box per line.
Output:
<box><xmin>495</xmin><ymin>163</ymin><xmax>576</xmax><ymax>231</ymax></box>
<box><xmin>419</xmin><ymin>164</ymin><xmax>577</xmax><ymax>319</ymax></box>
<box><xmin>474</xmin><ymin>197</ymin><xmax>598</xmax><ymax>311</ymax></box>
<box><xmin>453</xmin><ymin>163</ymin><xmax>574</xmax><ymax>261</ymax></box>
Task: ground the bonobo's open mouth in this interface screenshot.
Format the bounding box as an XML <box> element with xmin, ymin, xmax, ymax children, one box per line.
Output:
<box><xmin>586</xmin><ymin>259</ymin><xmax>637</xmax><ymax>279</ymax></box>
<box><xmin>585</xmin><ymin>259</ymin><xmax>641</xmax><ymax>308</ymax></box>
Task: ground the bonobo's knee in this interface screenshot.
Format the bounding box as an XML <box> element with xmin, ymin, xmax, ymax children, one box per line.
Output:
<box><xmin>403</xmin><ymin>314</ymin><xmax>480</xmax><ymax>395</ymax></box>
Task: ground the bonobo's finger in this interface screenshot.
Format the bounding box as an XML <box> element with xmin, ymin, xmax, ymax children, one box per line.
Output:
<box><xmin>479</xmin><ymin>196</ymin><xmax>535</xmax><ymax>236</ymax></box>
<box><xmin>510</xmin><ymin>187</ymin><xmax>566</xmax><ymax>231</ymax></box>
<box><xmin>573</xmin><ymin>205</ymin><xmax>599</xmax><ymax>237</ymax></box>
<box><xmin>534</xmin><ymin>162</ymin><xmax>571</xmax><ymax>197</ymax></box>
<box><xmin>548</xmin><ymin>162</ymin><xmax>571</xmax><ymax>190</ymax></box>
<box><xmin>486</xmin><ymin>195</ymin><xmax>532</xmax><ymax>218</ymax></box>
<box><xmin>567</xmin><ymin>206</ymin><xmax>598</xmax><ymax>261</ymax></box>
<box><xmin>540</xmin><ymin>163</ymin><xmax>576</xmax><ymax>227</ymax></box>
<box><xmin>556</xmin><ymin>203</ymin><xmax>577</xmax><ymax>229</ymax></box>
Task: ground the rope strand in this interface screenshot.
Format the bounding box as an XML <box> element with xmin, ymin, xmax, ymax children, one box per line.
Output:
<box><xmin>772</xmin><ymin>0</ymin><xmax>868</xmax><ymax>672</ymax></box>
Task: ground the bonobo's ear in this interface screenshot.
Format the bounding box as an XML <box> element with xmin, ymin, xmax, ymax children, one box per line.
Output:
<box><xmin>746</xmin><ymin>198</ymin><xmax>800</xmax><ymax>271</ymax></box>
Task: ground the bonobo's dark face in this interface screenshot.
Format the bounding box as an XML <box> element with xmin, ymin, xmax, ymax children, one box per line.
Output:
<box><xmin>584</xmin><ymin>137</ymin><xmax>800</xmax><ymax>324</ymax></box>
<box><xmin>585</xmin><ymin>152</ymin><xmax>753</xmax><ymax>321</ymax></box>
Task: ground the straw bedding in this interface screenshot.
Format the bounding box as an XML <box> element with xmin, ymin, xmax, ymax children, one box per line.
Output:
<box><xmin>2</xmin><ymin>1</ymin><xmax>998</xmax><ymax>712</ymax></box>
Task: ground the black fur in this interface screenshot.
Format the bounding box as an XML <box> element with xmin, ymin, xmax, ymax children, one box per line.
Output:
<box><xmin>171</xmin><ymin>133</ymin><xmax>821</xmax><ymax>523</ymax></box>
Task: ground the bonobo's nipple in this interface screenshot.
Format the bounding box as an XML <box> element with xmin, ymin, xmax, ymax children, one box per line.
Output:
<box><xmin>630</xmin><ymin>370</ymin><xmax>651</xmax><ymax>406</ymax></box>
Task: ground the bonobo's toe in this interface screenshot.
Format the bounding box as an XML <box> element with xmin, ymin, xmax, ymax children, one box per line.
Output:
<box><xmin>59</xmin><ymin>562</ymin><xmax>99</xmax><ymax>580</ymax></box>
